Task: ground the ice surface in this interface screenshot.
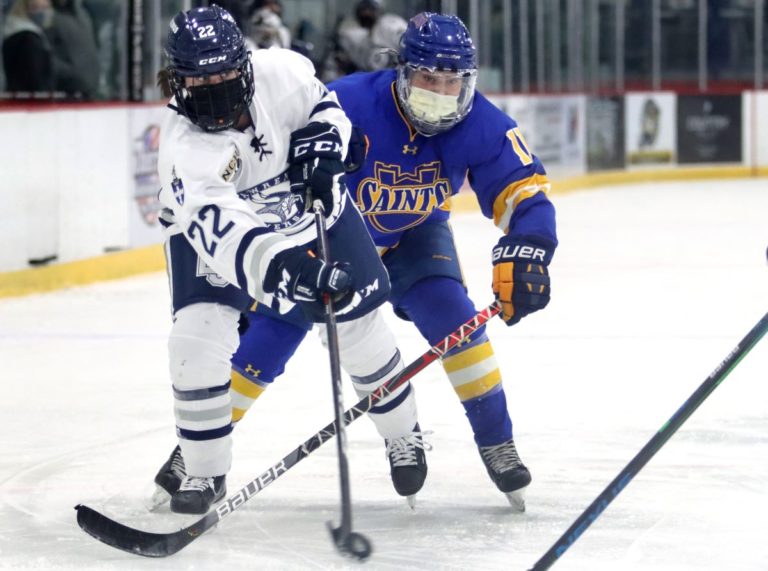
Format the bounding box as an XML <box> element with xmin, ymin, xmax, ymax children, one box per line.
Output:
<box><xmin>1</xmin><ymin>179</ymin><xmax>767</xmax><ymax>570</ymax></box>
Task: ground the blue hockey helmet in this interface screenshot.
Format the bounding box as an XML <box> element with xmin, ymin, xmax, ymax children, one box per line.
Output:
<box><xmin>396</xmin><ymin>12</ymin><xmax>478</xmax><ymax>136</ymax></box>
<box><xmin>164</xmin><ymin>5</ymin><xmax>254</xmax><ymax>132</ymax></box>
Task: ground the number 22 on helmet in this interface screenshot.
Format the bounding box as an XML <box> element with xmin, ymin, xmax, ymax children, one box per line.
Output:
<box><xmin>164</xmin><ymin>5</ymin><xmax>254</xmax><ymax>132</ymax></box>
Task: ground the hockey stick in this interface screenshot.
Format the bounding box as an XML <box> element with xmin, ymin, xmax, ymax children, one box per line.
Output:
<box><xmin>313</xmin><ymin>199</ymin><xmax>372</xmax><ymax>561</ymax></box>
<box><xmin>75</xmin><ymin>303</ymin><xmax>502</xmax><ymax>557</ymax></box>
<box><xmin>529</xmin><ymin>310</ymin><xmax>768</xmax><ymax>571</ymax></box>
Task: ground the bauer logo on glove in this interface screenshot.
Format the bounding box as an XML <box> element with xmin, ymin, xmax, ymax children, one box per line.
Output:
<box><xmin>491</xmin><ymin>236</ymin><xmax>553</xmax><ymax>326</ymax></box>
<box><xmin>491</xmin><ymin>243</ymin><xmax>548</xmax><ymax>264</ymax></box>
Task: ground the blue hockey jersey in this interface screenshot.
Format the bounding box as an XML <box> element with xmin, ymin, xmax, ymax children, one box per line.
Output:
<box><xmin>328</xmin><ymin>69</ymin><xmax>557</xmax><ymax>249</ymax></box>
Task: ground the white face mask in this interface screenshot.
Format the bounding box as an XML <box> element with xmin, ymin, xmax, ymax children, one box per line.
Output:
<box><xmin>406</xmin><ymin>86</ymin><xmax>459</xmax><ymax>124</ymax></box>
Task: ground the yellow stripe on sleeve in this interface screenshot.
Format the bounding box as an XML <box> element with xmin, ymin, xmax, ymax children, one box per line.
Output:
<box><xmin>492</xmin><ymin>173</ymin><xmax>551</xmax><ymax>230</ymax></box>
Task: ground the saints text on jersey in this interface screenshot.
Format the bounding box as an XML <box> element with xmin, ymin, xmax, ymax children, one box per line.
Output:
<box><xmin>355</xmin><ymin>160</ymin><xmax>451</xmax><ymax>234</ymax></box>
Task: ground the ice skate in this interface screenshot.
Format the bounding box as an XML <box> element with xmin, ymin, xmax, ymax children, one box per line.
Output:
<box><xmin>478</xmin><ymin>438</ymin><xmax>531</xmax><ymax>512</ymax></box>
<box><xmin>385</xmin><ymin>423</ymin><xmax>431</xmax><ymax>508</ymax></box>
<box><xmin>149</xmin><ymin>445</ymin><xmax>186</xmax><ymax>509</ymax></box>
<box><xmin>170</xmin><ymin>475</ymin><xmax>227</xmax><ymax>515</ymax></box>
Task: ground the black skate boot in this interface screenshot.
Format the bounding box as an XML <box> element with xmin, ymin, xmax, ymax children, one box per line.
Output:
<box><xmin>170</xmin><ymin>475</ymin><xmax>227</xmax><ymax>515</ymax></box>
<box><xmin>384</xmin><ymin>423</ymin><xmax>430</xmax><ymax>509</ymax></box>
<box><xmin>149</xmin><ymin>445</ymin><xmax>186</xmax><ymax>509</ymax></box>
<box><xmin>478</xmin><ymin>438</ymin><xmax>531</xmax><ymax>511</ymax></box>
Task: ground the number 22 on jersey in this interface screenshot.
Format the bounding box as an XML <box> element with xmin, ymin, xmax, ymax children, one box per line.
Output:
<box><xmin>186</xmin><ymin>204</ymin><xmax>234</xmax><ymax>257</ymax></box>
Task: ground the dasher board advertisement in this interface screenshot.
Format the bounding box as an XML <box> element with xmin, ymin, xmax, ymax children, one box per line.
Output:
<box><xmin>587</xmin><ymin>96</ymin><xmax>625</xmax><ymax>171</ymax></box>
<box><xmin>625</xmin><ymin>92</ymin><xmax>676</xmax><ymax>167</ymax></box>
<box><xmin>677</xmin><ymin>95</ymin><xmax>742</xmax><ymax>164</ymax></box>
<box><xmin>532</xmin><ymin>96</ymin><xmax>585</xmax><ymax>170</ymax></box>
<box><xmin>128</xmin><ymin>106</ymin><xmax>165</xmax><ymax>248</ymax></box>
<box><xmin>487</xmin><ymin>95</ymin><xmax>585</xmax><ymax>173</ymax></box>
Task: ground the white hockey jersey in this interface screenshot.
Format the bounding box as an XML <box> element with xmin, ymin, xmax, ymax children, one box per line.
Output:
<box><xmin>158</xmin><ymin>48</ymin><xmax>351</xmax><ymax>306</ymax></box>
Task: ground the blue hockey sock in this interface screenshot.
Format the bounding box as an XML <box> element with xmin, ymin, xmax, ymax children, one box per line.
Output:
<box><xmin>398</xmin><ymin>277</ymin><xmax>514</xmax><ymax>446</ymax></box>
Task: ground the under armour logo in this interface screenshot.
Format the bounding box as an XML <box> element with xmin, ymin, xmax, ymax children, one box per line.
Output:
<box><xmin>402</xmin><ymin>144</ymin><xmax>418</xmax><ymax>155</ymax></box>
<box><xmin>251</xmin><ymin>134</ymin><xmax>272</xmax><ymax>161</ymax></box>
<box><xmin>244</xmin><ymin>364</ymin><xmax>261</xmax><ymax>377</ymax></box>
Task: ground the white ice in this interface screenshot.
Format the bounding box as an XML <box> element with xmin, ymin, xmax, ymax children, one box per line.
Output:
<box><xmin>1</xmin><ymin>178</ymin><xmax>767</xmax><ymax>571</ymax></box>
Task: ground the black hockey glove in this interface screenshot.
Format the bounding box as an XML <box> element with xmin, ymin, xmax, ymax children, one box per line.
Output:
<box><xmin>492</xmin><ymin>235</ymin><xmax>554</xmax><ymax>326</ymax></box>
<box><xmin>288</xmin><ymin>122</ymin><xmax>345</xmax><ymax>216</ymax></box>
<box><xmin>343</xmin><ymin>125</ymin><xmax>368</xmax><ymax>174</ymax></box>
<box><xmin>265</xmin><ymin>246</ymin><xmax>354</xmax><ymax>317</ymax></box>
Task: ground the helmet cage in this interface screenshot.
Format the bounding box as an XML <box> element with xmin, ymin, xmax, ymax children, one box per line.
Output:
<box><xmin>396</xmin><ymin>12</ymin><xmax>477</xmax><ymax>136</ymax></box>
<box><xmin>164</xmin><ymin>6</ymin><xmax>254</xmax><ymax>132</ymax></box>
<box><xmin>396</xmin><ymin>63</ymin><xmax>477</xmax><ymax>136</ymax></box>
<box><xmin>168</xmin><ymin>59</ymin><xmax>254</xmax><ymax>132</ymax></box>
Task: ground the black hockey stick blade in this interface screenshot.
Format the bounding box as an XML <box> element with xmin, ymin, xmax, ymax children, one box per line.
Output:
<box><xmin>75</xmin><ymin>504</ymin><xmax>217</xmax><ymax>557</ymax></box>
<box><xmin>327</xmin><ymin>521</ymin><xmax>373</xmax><ymax>561</ymax></box>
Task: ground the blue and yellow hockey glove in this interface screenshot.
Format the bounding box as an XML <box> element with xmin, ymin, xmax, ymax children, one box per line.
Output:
<box><xmin>492</xmin><ymin>235</ymin><xmax>553</xmax><ymax>326</ymax></box>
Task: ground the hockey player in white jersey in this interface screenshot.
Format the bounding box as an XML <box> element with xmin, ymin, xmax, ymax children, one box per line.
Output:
<box><xmin>153</xmin><ymin>5</ymin><xmax>426</xmax><ymax>515</ymax></box>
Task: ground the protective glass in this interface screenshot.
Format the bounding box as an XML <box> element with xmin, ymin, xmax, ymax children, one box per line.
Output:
<box><xmin>396</xmin><ymin>63</ymin><xmax>477</xmax><ymax>136</ymax></box>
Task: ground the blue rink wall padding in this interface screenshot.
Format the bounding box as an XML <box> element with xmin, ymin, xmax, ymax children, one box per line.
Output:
<box><xmin>1</xmin><ymin>166</ymin><xmax>765</xmax><ymax>299</ymax></box>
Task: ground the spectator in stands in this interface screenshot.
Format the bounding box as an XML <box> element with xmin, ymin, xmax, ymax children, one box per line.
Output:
<box><xmin>249</xmin><ymin>0</ymin><xmax>291</xmax><ymax>50</ymax></box>
<box><xmin>2</xmin><ymin>0</ymin><xmax>55</xmax><ymax>93</ymax></box>
<box><xmin>81</xmin><ymin>0</ymin><xmax>121</xmax><ymax>99</ymax></box>
<box><xmin>47</xmin><ymin>0</ymin><xmax>99</xmax><ymax>99</ymax></box>
<box><xmin>215</xmin><ymin>0</ymin><xmax>259</xmax><ymax>53</ymax></box>
<box><xmin>323</xmin><ymin>0</ymin><xmax>406</xmax><ymax>81</ymax></box>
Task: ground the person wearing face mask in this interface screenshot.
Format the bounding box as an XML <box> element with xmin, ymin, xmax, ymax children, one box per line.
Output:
<box><xmin>154</xmin><ymin>10</ymin><xmax>556</xmax><ymax>512</ymax></box>
<box><xmin>2</xmin><ymin>0</ymin><xmax>55</xmax><ymax>93</ymax></box>
<box><xmin>146</xmin><ymin>4</ymin><xmax>430</xmax><ymax>515</ymax></box>
<box><xmin>322</xmin><ymin>12</ymin><xmax>558</xmax><ymax>507</ymax></box>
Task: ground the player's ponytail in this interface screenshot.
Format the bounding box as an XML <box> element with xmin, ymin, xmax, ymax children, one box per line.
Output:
<box><xmin>156</xmin><ymin>68</ymin><xmax>173</xmax><ymax>98</ymax></box>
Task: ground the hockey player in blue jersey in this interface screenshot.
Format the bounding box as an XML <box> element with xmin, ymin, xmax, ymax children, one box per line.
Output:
<box><xmin>323</xmin><ymin>12</ymin><xmax>558</xmax><ymax>507</ymax></box>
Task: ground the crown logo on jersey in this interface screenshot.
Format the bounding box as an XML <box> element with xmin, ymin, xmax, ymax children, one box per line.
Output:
<box><xmin>250</xmin><ymin>134</ymin><xmax>272</xmax><ymax>161</ymax></box>
<box><xmin>356</xmin><ymin>161</ymin><xmax>451</xmax><ymax>234</ymax></box>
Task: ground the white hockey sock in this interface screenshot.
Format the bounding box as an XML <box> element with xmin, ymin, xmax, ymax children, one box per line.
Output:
<box><xmin>327</xmin><ymin>309</ymin><xmax>419</xmax><ymax>439</ymax></box>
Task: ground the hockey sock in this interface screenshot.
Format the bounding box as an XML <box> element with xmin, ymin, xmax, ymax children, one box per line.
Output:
<box><xmin>229</xmin><ymin>311</ymin><xmax>308</xmax><ymax>423</ymax></box>
<box><xmin>442</xmin><ymin>336</ymin><xmax>513</xmax><ymax>446</ymax></box>
<box><xmin>350</xmin><ymin>349</ymin><xmax>418</xmax><ymax>439</ymax></box>
<box><xmin>331</xmin><ymin>310</ymin><xmax>418</xmax><ymax>440</ymax></box>
<box><xmin>169</xmin><ymin>303</ymin><xmax>239</xmax><ymax>477</ymax></box>
<box><xmin>399</xmin><ymin>277</ymin><xmax>514</xmax><ymax>446</ymax></box>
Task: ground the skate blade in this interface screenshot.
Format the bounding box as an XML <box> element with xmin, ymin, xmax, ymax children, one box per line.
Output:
<box><xmin>406</xmin><ymin>494</ymin><xmax>417</xmax><ymax>510</ymax></box>
<box><xmin>146</xmin><ymin>485</ymin><xmax>171</xmax><ymax>512</ymax></box>
<box><xmin>505</xmin><ymin>488</ymin><xmax>526</xmax><ymax>512</ymax></box>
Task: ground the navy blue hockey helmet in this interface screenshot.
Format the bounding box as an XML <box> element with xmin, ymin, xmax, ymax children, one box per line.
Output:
<box><xmin>396</xmin><ymin>12</ymin><xmax>478</xmax><ymax>136</ymax></box>
<box><xmin>164</xmin><ymin>4</ymin><xmax>254</xmax><ymax>132</ymax></box>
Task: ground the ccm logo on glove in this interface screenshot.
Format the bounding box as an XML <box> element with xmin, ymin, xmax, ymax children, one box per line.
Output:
<box><xmin>292</xmin><ymin>140</ymin><xmax>343</xmax><ymax>159</ymax></box>
<box><xmin>288</xmin><ymin>123</ymin><xmax>344</xmax><ymax>216</ymax></box>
